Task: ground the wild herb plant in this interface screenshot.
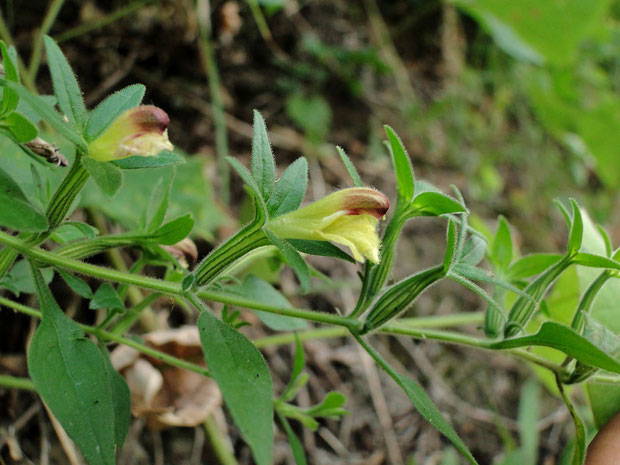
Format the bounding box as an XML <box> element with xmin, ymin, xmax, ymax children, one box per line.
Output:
<box><xmin>0</xmin><ymin>37</ymin><xmax>619</xmax><ymax>465</ymax></box>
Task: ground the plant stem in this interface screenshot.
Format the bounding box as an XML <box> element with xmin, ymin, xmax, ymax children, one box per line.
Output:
<box><xmin>44</xmin><ymin>156</ymin><xmax>90</xmax><ymax>232</ymax></box>
<box><xmin>204</xmin><ymin>416</ymin><xmax>239</xmax><ymax>465</ymax></box>
<box><xmin>0</xmin><ymin>374</ymin><xmax>36</xmax><ymax>391</ymax></box>
<box><xmin>54</xmin><ymin>0</ymin><xmax>155</xmax><ymax>43</ymax></box>
<box><xmin>383</xmin><ymin>320</ymin><xmax>565</xmax><ymax>374</ymax></box>
<box><xmin>590</xmin><ymin>374</ymin><xmax>620</xmax><ymax>384</ymax></box>
<box><xmin>253</xmin><ymin>312</ymin><xmax>484</xmax><ymax>348</ymax></box>
<box><xmin>198</xmin><ymin>289</ymin><xmax>364</xmax><ymax>331</ymax></box>
<box><xmin>196</xmin><ymin>0</ymin><xmax>230</xmax><ymax>204</ymax></box>
<box><xmin>0</xmin><ymin>295</ymin><xmax>210</xmax><ymax>378</ymax></box>
<box><xmin>0</xmin><ymin>230</ymin><xmax>182</xmax><ymax>294</ymax></box>
<box><xmin>0</xmin><ymin>153</ymin><xmax>90</xmax><ymax>280</ymax></box>
<box><xmin>0</xmin><ymin>12</ymin><xmax>36</xmax><ymax>91</ymax></box>
<box><xmin>28</xmin><ymin>0</ymin><xmax>66</xmax><ymax>83</ymax></box>
<box><xmin>88</xmin><ymin>209</ymin><xmax>158</xmax><ymax>331</ymax></box>
<box><xmin>109</xmin><ymin>292</ymin><xmax>162</xmax><ymax>335</ymax></box>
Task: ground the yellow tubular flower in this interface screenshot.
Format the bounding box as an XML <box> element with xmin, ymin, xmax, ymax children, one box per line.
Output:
<box><xmin>268</xmin><ymin>188</ymin><xmax>389</xmax><ymax>263</ymax></box>
<box><xmin>88</xmin><ymin>105</ymin><xmax>173</xmax><ymax>161</ymax></box>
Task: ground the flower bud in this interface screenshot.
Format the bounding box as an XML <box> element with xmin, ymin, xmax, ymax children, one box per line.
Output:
<box><xmin>161</xmin><ymin>238</ymin><xmax>199</xmax><ymax>268</ymax></box>
<box><xmin>88</xmin><ymin>105</ymin><xmax>173</xmax><ymax>161</ymax></box>
<box><xmin>268</xmin><ymin>188</ymin><xmax>389</xmax><ymax>263</ymax></box>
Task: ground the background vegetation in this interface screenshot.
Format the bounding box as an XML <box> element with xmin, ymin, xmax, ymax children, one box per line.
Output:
<box><xmin>0</xmin><ymin>0</ymin><xmax>619</xmax><ymax>464</ymax></box>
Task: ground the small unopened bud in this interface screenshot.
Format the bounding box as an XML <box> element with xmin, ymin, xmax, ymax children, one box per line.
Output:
<box><xmin>88</xmin><ymin>105</ymin><xmax>173</xmax><ymax>161</ymax></box>
<box><xmin>162</xmin><ymin>238</ymin><xmax>199</xmax><ymax>269</ymax></box>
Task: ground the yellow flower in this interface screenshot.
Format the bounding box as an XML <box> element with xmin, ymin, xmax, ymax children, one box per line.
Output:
<box><xmin>88</xmin><ymin>105</ymin><xmax>173</xmax><ymax>161</ymax></box>
<box><xmin>268</xmin><ymin>188</ymin><xmax>389</xmax><ymax>263</ymax></box>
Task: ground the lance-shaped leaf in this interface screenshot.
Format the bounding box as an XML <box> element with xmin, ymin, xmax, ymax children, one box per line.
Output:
<box><xmin>493</xmin><ymin>321</ymin><xmax>620</xmax><ymax>373</ymax></box>
<box><xmin>251</xmin><ymin>110</ymin><xmax>276</xmax><ymax>201</ymax></box>
<box><xmin>43</xmin><ymin>35</ymin><xmax>88</xmax><ymax>129</ymax></box>
<box><xmin>198</xmin><ymin>308</ymin><xmax>274</xmax><ymax>465</ymax></box>
<box><xmin>0</xmin><ymin>79</ymin><xmax>86</xmax><ymax>150</ymax></box>
<box><xmin>27</xmin><ymin>264</ymin><xmax>117</xmax><ymax>465</ymax></box>
<box><xmin>336</xmin><ymin>146</ymin><xmax>363</xmax><ymax>187</ymax></box>
<box><xmin>385</xmin><ymin>125</ymin><xmax>414</xmax><ymax>202</ymax></box>
<box><xmin>0</xmin><ymin>166</ymin><xmax>48</xmax><ymax>232</ymax></box>
<box><xmin>0</xmin><ymin>41</ymin><xmax>20</xmax><ymax>116</ymax></box>
<box><xmin>355</xmin><ymin>334</ymin><xmax>479</xmax><ymax>465</ymax></box>
<box><xmin>267</xmin><ymin>156</ymin><xmax>308</xmax><ymax>217</ymax></box>
<box><xmin>81</xmin><ymin>157</ymin><xmax>123</xmax><ymax>197</ymax></box>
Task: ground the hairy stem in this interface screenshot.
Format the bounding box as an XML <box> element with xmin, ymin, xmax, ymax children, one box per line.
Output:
<box><xmin>0</xmin><ymin>295</ymin><xmax>210</xmax><ymax>378</ymax></box>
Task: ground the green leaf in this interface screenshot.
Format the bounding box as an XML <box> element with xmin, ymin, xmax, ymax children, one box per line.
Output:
<box><xmin>99</xmin><ymin>345</ymin><xmax>130</xmax><ymax>448</ymax></box>
<box><xmin>266</xmin><ymin>157</ymin><xmax>308</xmax><ymax>217</ymax></box>
<box><xmin>112</xmin><ymin>151</ymin><xmax>184</xmax><ymax>169</ymax></box>
<box><xmin>290</xmin><ymin>335</ymin><xmax>306</xmax><ymax>393</ymax></box>
<box><xmin>571</xmin><ymin>252</ymin><xmax>620</xmax><ymax>271</ymax></box>
<box><xmin>27</xmin><ymin>264</ymin><xmax>116</xmax><ymax>465</ymax></box>
<box><xmin>288</xmin><ymin>239</ymin><xmax>355</xmax><ymax>263</ymax></box>
<box><xmin>278</xmin><ymin>414</ymin><xmax>308</xmax><ymax>465</ymax></box>
<box><xmin>50</xmin><ymin>222</ymin><xmax>99</xmax><ymax>245</ymax></box>
<box><xmin>4</xmin><ymin>111</ymin><xmax>38</xmax><ymax>142</ymax></box>
<box><xmin>585</xmin><ymin>383</ymin><xmax>620</xmax><ymax>430</ymax></box>
<box><xmin>285</xmin><ymin>93</ymin><xmax>331</xmax><ymax>143</ymax></box>
<box><xmin>229</xmin><ymin>275</ymin><xmax>307</xmax><ymax>331</ymax></box>
<box><xmin>89</xmin><ymin>283</ymin><xmax>124</xmax><ymax>311</ymax></box>
<box><xmin>197</xmin><ymin>309</ymin><xmax>274</xmax><ymax>465</ymax></box>
<box><xmin>84</xmin><ymin>84</ymin><xmax>145</xmax><ymax>142</ymax></box>
<box><xmin>264</xmin><ymin>229</ymin><xmax>311</xmax><ymax>293</ymax></box>
<box><xmin>452</xmin><ymin>1</ymin><xmax>544</xmax><ymax>64</ymax></box>
<box><xmin>409</xmin><ymin>192</ymin><xmax>466</xmax><ymax>217</ymax></box>
<box><xmin>144</xmin><ymin>177</ymin><xmax>173</xmax><ymax>232</ymax></box>
<box><xmin>251</xmin><ymin>110</ymin><xmax>276</xmax><ymax>201</ymax></box>
<box><xmin>43</xmin><ymin>35</ymin><xmax>88</xmax><ymax>129</ymax></box>
<box><xmin>152</xmin><ymin>214</ymin><xmax>194</xmax><ymax>245</ymax></box>
<box><xmin>336</xmin><ymin>146</ymin><xmax>363</xmax><ymax>187</ymax></box>
<box><xmin>567</xmin><ymin>200</ymin><xmax>583</xmax><ymax>255</ymax></box>
<box><xmin>80</xmin><ymin>156</ymin><xmax>224</xmax><ymax>240</ymax></box>
<box><xmin>304</xmin><ymin>391</ymin><xmax>347</xmax><ymax>418</ymax></box>
<box><xmin>0</xmin><ymin>41</ymin><xmax>20</xmax><ymax>116</ymax></box>
<box><xmin>582</xmin><ymin>314</ymin><xmax>620</xmax><ymax>359</ymax></box>
<box><xmin>577</xmin><ymin>100</ymin><xmax>620</xmax><ymax>188</ymax></box>
<box><xmin>30</xmin><ymin>163</ymin><xmax>45</xmax><ymax>207</ymax></box>
<box><xmin>556</xmin><ymin>377</ymin><xmax>586</xmax><ymax>465</ymax></box>
<box><xmin>58</xmin><ymin>269</ymin><xmax>92</xmax><ymax>298</ymax></box>
<box><xmin>182</xmin><ymin>274</ymin><xmax>195</xmax><ymax>291</ymax></box>
<box><xmin>453</xmin><ymin>263</ymin><xmax>532</xmax><ymax>300</ymax></box>
<box><xmin>228</xmin><ymin>156</ymin><xmax>268</xmax><ymax>216</ymax></box>
<box><xmin>459</xmin><ymin>236</ymin><xmax>487</xmax><ymax>266</ymax></box>
<box><xmin>517</xmin><ymin>380</ymin><xmax>539</xmax><ymax>465</ymax></box>
<box><xmin>0</xmin><ymin>165</ymin><xmax>48</xmax><ymax>232</ymax></box>
<box><xmin>508</xmin><ymin>253</ymin><xmax>563</xmax><ymax>280</ymax></box>
<box><xmin>491</xmin><ymin>322</ymin><xmax>620</xmax><ymax>373</ymax></box>
<box><xmin>491</xmin><ymin>216</ymin><xmax>513</xmax><ymax>272</ymax></box>
<box><xmin>451</xmin><ymin>0</ymin><xmax>611</xmax><ymax>65</ymax></box>
<box><xmin>443</xmin><ymin>219</ymin><xmax>458</xmax><ymax>271</ymax></box>
<box><xmin>385</xmin><ymin>125</ymin><xmax>414</xmax><ymax>202</ymax></box>
<box><xmin>0</xmin><ymin>79</ymin><xmax>86</xmax><ymax>150</ymax></box>
<box><xmin>81</xmin><ymin>157</ymin><xmax>123</xmax><ymax>197</ymax></box>
<box><xmin>357</xmin><ymin>336</ymin><xmax>478</xmax><ymax>464</ymax></box>
<box><xmin>1</xmin><ymin>260</ymin><xmax>53</xmax><ymax>295</ymax></box>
